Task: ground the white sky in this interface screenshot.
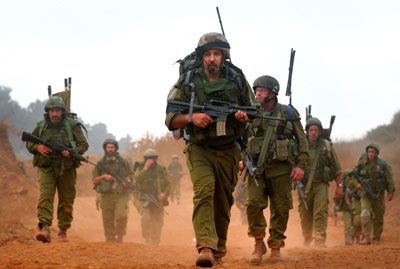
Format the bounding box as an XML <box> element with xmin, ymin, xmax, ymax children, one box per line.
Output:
<box><xmin>1</xmin><ymin>0</ymin><xmax>399</xmax><ymax>141</ymax></box>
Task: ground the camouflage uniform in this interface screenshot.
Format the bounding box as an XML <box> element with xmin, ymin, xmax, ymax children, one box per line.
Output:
<box><xmin>165</xmin><ymin>33</ymin><xmax>254</xmax><ymax>259</ymax></box>
<box><xmin>353</xmin><ymin>145</ymin><xmax>395</xmax><ymax>244</ymax></box>
<box><xmin>167</xmin><ymin>158</ymin><xmax>183</xmax><ymax>204</ymax></box>
<box><xmin>300</xmin><ymin>130</ymin><xmax>342</xmax><ymax>245</ymax></box>
<box><xmin>26</xmin><ymin>97</ymin><xmax>88</xmax><ymax>237</ymax></box>
<box><xmin>133</xmin><ymin>158</ymin><xmax>170</xmax><ymax>245</ymax></box>
<box><xmin>246</xmin><ymin>79</ymin><xmax>310</xmax><ymax>249</ymax></box>
<box><xmin>92</xmin><ymin>149</ymin><xmax>133</xmax><ymax>242</ymax></box>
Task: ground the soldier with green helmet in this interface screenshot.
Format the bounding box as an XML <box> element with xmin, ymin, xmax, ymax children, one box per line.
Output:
<box><xmin>26</xmin><ymin>96</ymin><xmax>89</xmax><ymax>243</ymax></box>
<box><xmin>165</xmin><ymin>32</ymin><xmax>254</xmax><ymax>267</ymax></box>
<box><xmin>167</xmin><ymin>154</ymin><xmax>183</xmax><ymax>204</ymax></box>
<box><xmin>133</xmin><ymin>148</ymin><xmax>170</xmax><ymax>245</ymax></box>
<box><xmin>92</xmin><ymin>139</ymin><xmax>133</xmax><ymax>242</ymax></box>
<box><xmin>244</xmin><ymin>75</ymin><xmax>310</xmax><ymax>264</ymax></box>
<box><xmin>353</xmin><ymin>143</ymin><xmax>395</xmax><ymax>245</ymax></box>
<box><xmin>299</xmin><ymin>117</ymin><xmax>343</xmax><ymax>247</ymax></box>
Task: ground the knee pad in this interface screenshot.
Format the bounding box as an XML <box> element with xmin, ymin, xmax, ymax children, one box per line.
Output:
<box><xmin>360</xmin><ymin>209</ymin><xmax>371</xmax><ymax>225</ymax></box>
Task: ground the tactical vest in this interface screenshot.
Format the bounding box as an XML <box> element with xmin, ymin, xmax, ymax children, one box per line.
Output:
<box><xmin>248</xmin><ymin>104</ymin><xmax>299</xmax><ymax>163</ymax></box>
<box><xmin>94</xmin><ymin>155</ymin><xmax>129</xmax><ymax>194</ymax></box>
<box><xmin>33</xmin><ymin>117</ymin><xmax>81</xmax><ymax>170</ymax></box>
<box><xmin>357</xmin><ymin>159</ymin><xmax>387</xmax><ymax>194</ymax></box>
<box><xmin>180</xmin><ymin>65</ymin><xmax>247</xmax><ymax>147</ymax></box>
<box><xmin>304</xmin><ymin>138</ymin><xmax>335</xmax><ymax>184</ymax></box>
<box><xmin>134</xmin><ymin>162</ymin><xmax>168</xmax><ymax>204</ymax></box>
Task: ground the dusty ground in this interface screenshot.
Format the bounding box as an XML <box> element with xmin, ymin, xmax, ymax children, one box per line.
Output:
<box><xmin>1</xmin><ymin>122</ymin><xmax>400</xmax><ymax>268</ymax></box>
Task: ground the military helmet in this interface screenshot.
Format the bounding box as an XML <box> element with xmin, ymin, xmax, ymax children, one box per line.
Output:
<box><xmin>366</xmin><ymin>143</ymin><xmax>380</xmax><ymax>155</ymax></box>
<box><xmin>103</xmin><ymin>138</ymin><xmax>119</xmax><ymax>151</ymax></box>
<box><xmin>144</xmin><ymin>148</ymin><xmax>158</xmax><ymax>159</ymax></box>
<box><xmin>305</xmin><ymin>117</ymin><xmax>323</xmax><ymax>131</ymax></box>
<box><xmin>253</xmin><ymin>75</ymin><xmax>280</xmax><ymax>95</ymax></box>
<box><xmin>171</xmin><ymin>154</ymin><xmax>179</xmax><ymax>160</ymax></box>
<box><xmin>196</xmin><ymin>32</ymin><xmax>231</xmax><ymax>59</ymax></box>
<box><xmin>45</xmin><ymin>96</ymin><xmax>66</xmax><ymax>112</ymax></box>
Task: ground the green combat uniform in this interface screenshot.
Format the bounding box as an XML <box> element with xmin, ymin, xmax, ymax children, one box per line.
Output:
<box><xmin>246</xmin><ymin>76</ymin><xmax>310</xmax><ymax>254</ymax></box>
<box><xmin>234</xmin><ymin>181</ymin><xmax>247</xmax><ymax>225</ymax></box>
<box><xmin>26</xmin><ymin>96</ymin><xmax>89</xmax><ymax>242</ymax></box>
<box><xmin>353</xmin><ymin>144</ymin><xmax>395</xmax><ymax>244</ymax></box>
<box><xmin>92</xmin><ymin>140</ymin><xmax>133</xmax><ymax>242</ymax></box>
<box><xmin>165</xmin><ymin>32</ymin><xmax>254</xmax><ymax>266</ymax></box>
<box><xmin>133</xmin><ymin>150</ymin><xmax>170</xmax><ymax>245</ymax></box>
<box><xmin>167</xmin><ymin>156</ymin><xmax>183</xmax><ymax>204</ymax></box>
<box><xmin>300</xmin><ymin>117</ymin><xmax>342</xmax><ymax>246</ymax></box>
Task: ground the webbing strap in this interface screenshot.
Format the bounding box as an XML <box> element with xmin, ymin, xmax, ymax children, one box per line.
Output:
<box><xmin>305</xmin><ymin>144</ymin><xmax>321</xmax><ymax>197</ymax></box>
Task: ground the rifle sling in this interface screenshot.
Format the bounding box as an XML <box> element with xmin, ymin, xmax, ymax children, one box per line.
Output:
<box><xmin>305</xmin><ymin>143</ymin><xmax>321</xmax><ymax>197</ymax></box>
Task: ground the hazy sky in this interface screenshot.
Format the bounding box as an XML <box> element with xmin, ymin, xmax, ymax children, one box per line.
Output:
<box><xmin>1</xmin><ymin>0</ymin><xmax>399</xmax><ymax>141</ymax></box>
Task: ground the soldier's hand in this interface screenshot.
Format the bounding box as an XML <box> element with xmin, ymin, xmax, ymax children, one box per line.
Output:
<box><xmin>144</xmin><ymin>158</ymin><xmax>156</xmax><ymax>170</ymax></box>
<box><xmin>61</xmin><ymin>150</ymin><xmax>71</xmax><ymax>158</ymax></box>
<box><xmin>235</xmin><ymin>110</ymin><xmax>250</xmax><ymax>123</ymax></box>
<box><xmin>387</xmin><ymin>193</ymin><xmax>394</xmax><ymax>201</ymax></box>
<box><xmin>336</xmin><ymin>187</ymin><xmax>344</xmax><ymax>200</ymax></box>
<box><xmin>122</xmin><ymin>181</ymin><xmax>128</xmax><ymax>188</ymax></box>
<box><xmin>356</xmin><ymin>183</ymin><xmax>363</xmax><ymax>191</ymax></box>
<box><xmin>103</xmin><ymin>174</ymin><xmax>115</xmax><ymax>181</ymax></box>
<box><xmin>291</xmin><ymin>167</ymin><xmax>304</xmax><ymax>182</ymax></box>
<box><xmin>238</xmin><ymin>161</ymin><xmax>244</xmax><ymax>176</ymax></box>
<box><xmin>38</xmin><ymin>144</ymin><xmax>52</xmax><ymax>156</ymax></box>
<box><xmin>192</xmin><ymin>113</ymin><xmax>213</xmax><ymax>128</ymax></box>
<box><xmin>158</xmin><ymin>193</ymin><xmax>166</xmax><ymax>201</ymax></box>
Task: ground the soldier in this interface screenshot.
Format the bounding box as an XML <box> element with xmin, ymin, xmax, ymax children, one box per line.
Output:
<box><xmin>26</xmin><ymin>96</ymin><xmax>89</xmax><ymax>243</ymax></box>
<box><xmin>165</xmin><ymin>32</ymin><xmax>253</xmax><ymax>267</ymax></box>
<box><xmin>300</xmin><ymin>117</ymin><xmax>343</xmax><ymax>247</ymax></box>
<box><xmin>353</xmin><ymin>143</ymin><xmax>395</xmax><ymax>245</ymax></box>
<box><xmin>244</xmin><ymin>75</ymin><xmax>310</xmax><ymax>264</ymax></box>
<box><xmin>133</xmin><ymin>149</ymin><xmax>170</xmax><ymax>245</ymax></box>
<box><xmin>167</xmin><ymin>154</ymin><xmax>183</xmax><ymax>204</ymax></box>
<box><xmin>234</xmin><ymin>181</ymin><xmax>247</xmax><ymax>225</ymax></box>
<box><xmin>334</xmin><ymin>170</ymin><xmax>361</xmax><ymax>245</ymax></box>
<box><xmin>92</xmin><ymin>139</ymin><xmax>133</xmax><ymax>242</ymax></box>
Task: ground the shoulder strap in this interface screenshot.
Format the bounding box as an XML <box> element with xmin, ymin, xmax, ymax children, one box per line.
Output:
<box><xmin>324</xmin><ymin>139</ymin><xmax>332</xmax><ymax>159</ymax></box>
<box><xmin>38</xmin><ymin>121</ymin><xmax>47</xmax><ymax>137</ymax></box>
<box><xmin>305</xmin><ymin>142</ymin><xmax>322</xmax><ymax>196</ymax></box>
<box><xmin>65</xmin><ymin>119</ymin><xmax>77</xmax><ymax>150</ymax></box>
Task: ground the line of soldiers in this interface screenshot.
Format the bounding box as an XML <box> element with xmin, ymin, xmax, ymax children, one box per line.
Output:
<box><xmin>25</xmin><ymin>97</ymin><xmax>184</xmax><ymax>244</ymax></box>
<box><xmin>165</xmin><ymin>32</ymin><xmax>395</xmax><ymax>267</ymax></box>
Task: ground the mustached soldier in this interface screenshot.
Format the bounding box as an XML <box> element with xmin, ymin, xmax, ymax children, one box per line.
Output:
<box><xmin>26</xmin><ymin>96</ymin><xmax>89</xmax><ymax>243</ymax></box>
<box><xmin>133</xmin><ymin>149</ymin><xmax>170</xmax><ymax>245</ymax></box>
<box><xmin>92</xmin><ymin>139</ymin><xmax>133</xmax><ymax>242</ymax></box>
<box><xmin>165</xmin><ymin>32</ymin><xmax>254</xmax><ymax>267</ymax></box>
<box><xmin>244</xmin><ymin>76</ymin><xmax>310</xmax><ymax>264</ymax></box>
<box><xmin>354</xmin><ymin>144</ymin><xmax>395</xmax><ymax>245</ymax></box>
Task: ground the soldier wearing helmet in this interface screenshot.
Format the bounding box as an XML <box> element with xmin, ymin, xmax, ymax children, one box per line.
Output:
<box><xmin>26</xmin><ymin>96</ymin><xmax>89</xmax><ymax>243</ymax></box>
<box><xmin>353</xmin><ymin>143</ymin><xmax>395</xmax><ymax>245</ymax></box>
<box><xmin>299</xmin><ymin>116</ymin><xmax>342</xmax><ymax>247</ymax></box>
<box><xmin>165</xmin><ymin>32</ymin><xmax>255</xmax><ymax>267</ymax></box>
<box><xmin>92</xmin><ymin>139</ymin><xmax>133</xmax><ymax>242</ymax></box>
<box><xmin>167</xmin><ymin>154</ymin><xmax>184</xmax><ymax>205</ymax></box>
<box><xmin>244</xmin><ymin>75</ymin><xmax>310</xmax><ymax>264</ymax></box>
<box><xmin>133</xmin><ymin>148</ymin><xmax>170</xmax><ymax>245</ymax></box>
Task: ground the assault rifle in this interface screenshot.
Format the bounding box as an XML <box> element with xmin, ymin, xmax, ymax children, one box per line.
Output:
<box><xmin>234</xmin><ymin>139</ymin><xmax>259</xmax><ymax>187</ymax></box>
<box><xmin>21</xmin><ymin>131</ymin><xmax>166</xmax><ymax>212</ymax></box>
<box><xmin>293</xmin><ymin>181</ymin><xmax>308</xmax><ymax>210</ymax></box>
<box><xmin>166</xmin><ymin>99</ymin><xmax>297</xmax><ymax>123</ymax></box>
<box><xmin>351</xmin><ymin>170</ymin><xmax>380</xmax><ymax>201</ymax></box>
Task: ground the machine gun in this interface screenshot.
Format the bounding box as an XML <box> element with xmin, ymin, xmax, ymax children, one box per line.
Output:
<box><xmin>21</xmin><ymin>131</ymin><xmax>166</xmax><ymax>212</ymax></box>
<box><xmin>234</xmin><ymin>139</ymin><xmax>259</xmax><ymax>187</ymax></box>
<box><xmin>293</xmin><ymin>181</ymin><xmax>308</xmax><ymax>210</ymax></box>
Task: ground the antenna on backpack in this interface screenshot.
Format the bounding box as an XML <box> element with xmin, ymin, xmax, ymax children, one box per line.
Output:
<box><xmin>48</xmin><ymin>85</ymin><xmax>52</xmax><ymax>97</ymax></box>
<box><xmin>216</xmin><ymin>7</ymin><xmax>226</xmax><ymax>37</ymax></box>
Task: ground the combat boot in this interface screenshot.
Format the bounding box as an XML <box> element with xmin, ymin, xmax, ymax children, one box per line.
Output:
<box><xmin>249</xmin><ymin>238</ymin><xmax>267</xmax><ymax>265</ymax></box>
<box><xmin>372</xmin><ymin>239</ymin><xmax>380</xmax><ymax>245</ymax></box>
<box><xmin>360</xmin><ymin>236</ymin><xmax>371</xmax><ymax>245</ymax></box>
<box><xmin>195</xmin><ymin>247</ymin><xmax>214</xmax><ymax>268</ymax></box>
<box><xmin>58</xmin><ymin>228</ymin><xmax>68</xmax><ymax>242</ymax></box>
<box><xmin>269</xmin><ymin>248</ymin><xmax>282</xmax><ymax>262</ymax></box>
<box><xmin>353</xmin><ymin>236</ymin><xmax>360</xmax><ymax>245</ymax></box>
<box><xmin>314</xmin><ymin>239</ymin><xmax>327</xmax><ymax>248</ymax></box>
<box><xmin>303</xmin><ymin>237</ymin><xmax>312</xmax><ymax>247</ymax></box>
<box><xmin>214</xmin><ymin>253</ymin><xmax>224</xmax><ymax>267</ymax></box>
<box><xmin>117</xmin><ymin>234</ymin><xmax>123</xmax><ymax>243</ymax></box>
<box><xmin>36</xmin><ymin>224</ymin><xmax>51</xmax><ymax>243</ymax></box>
